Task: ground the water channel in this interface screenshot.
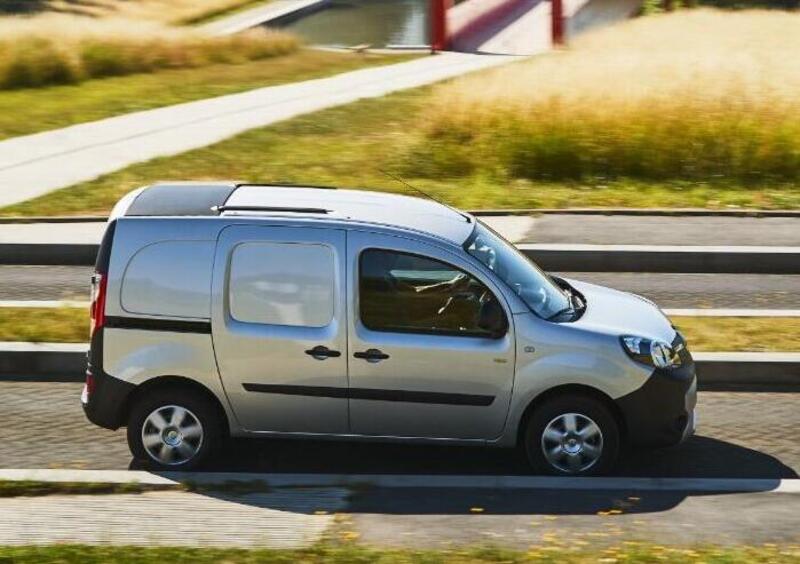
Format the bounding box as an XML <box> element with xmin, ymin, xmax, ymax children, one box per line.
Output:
<box><xmin>274</xmin><ymin>0</ymin><xmax>431</xmax><ymax>47</ymax></box>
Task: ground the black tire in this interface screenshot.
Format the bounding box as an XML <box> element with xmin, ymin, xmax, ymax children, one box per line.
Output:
<box><xmin>523</xmin><ymin>394</ymin><xmax>620</xmax><ymax>476</ymax></box>
<box><xmin>127</xmin><ymin>387</ymin><xmax>223</xmax><ymax>471</ymax></box>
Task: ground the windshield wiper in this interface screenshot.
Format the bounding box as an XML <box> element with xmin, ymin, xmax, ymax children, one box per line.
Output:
<box><xmin>547</xmin><ymin>290</ymin><xmax>575</xmax><ymax>321</ymax></box>
<box><xmin>546</xmin><ymin>306</ymin><xmax>573</xmax><ymax>321</ymax></box>
<box><xmin>546</xmin><ymin>289</ymin><xmax>578</xmax><ymax>321</ymax></box>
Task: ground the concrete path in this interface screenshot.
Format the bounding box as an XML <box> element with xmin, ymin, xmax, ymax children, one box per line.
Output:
<box><xmin>0</xmin><ymin>488</ymin><xmax>346</xmax><ymax>547</ymax></box>
<box><xmin>0</xmin><ymin>469</ymin><xmax>800</xmax><ymax>548</ymax></box>
<box><xmin>0</xmin><ymin>53</ymin><xmax>516</xmax><ymax>209</ymax></box>
<box><xmin>201</xmin><ymin>0</ymin><xmax>328</xmax><ymax>36</ymax></box>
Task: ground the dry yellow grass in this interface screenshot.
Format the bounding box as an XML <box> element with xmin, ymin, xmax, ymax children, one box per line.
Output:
<box><xmin>11</xmin><ymin>0</ymin><xmax>271</xmax><ymax>25</ymax></box>
<box><xmin>412</xmin><ymin>10</ymin><xmax>800</xmax><ymax>183</ymax></box>
<box><xmin>0</xmin><ymin>14</ymin><xmax>299</xmax><ymax>89</ymax></box>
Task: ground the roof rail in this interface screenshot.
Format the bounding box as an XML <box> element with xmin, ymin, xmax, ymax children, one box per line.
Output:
<box><xmin>213</xmin><ymin>205</ymin><xmax>330</xmax><ymax>215</ymax></box>
<box><xmin>234</xmin><ymin>182</ymin><xmax>338</xmax><ymax>191</ymax></box>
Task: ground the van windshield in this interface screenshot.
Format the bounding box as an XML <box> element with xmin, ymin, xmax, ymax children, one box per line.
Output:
<box><xmin>464</xmin><ymin>222</ymin><xmax>571</xmax><ymax>320</ymax></box>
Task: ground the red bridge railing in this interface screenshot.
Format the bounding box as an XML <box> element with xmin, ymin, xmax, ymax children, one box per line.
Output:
<box><xmin>429</xmin><ymin>0</ymin><xmax>565</xmax><ymax>52</ymax></box>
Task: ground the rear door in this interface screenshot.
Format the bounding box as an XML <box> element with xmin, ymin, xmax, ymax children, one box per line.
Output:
<box><xmin>211</xmin><ymin>225</ymin><xmax>348</xmax><ymax>433</ymax></box>
<box><xmin>346</xmin><ymin>231</ymin><xmax>516</xmax><ymax>440</ymax></box>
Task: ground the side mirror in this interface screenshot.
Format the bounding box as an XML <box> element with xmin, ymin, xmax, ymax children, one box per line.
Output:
<box><xmin>478</xmin><ymin>299</ymin><xmax>508</xmax><ymax>339</ymax></box>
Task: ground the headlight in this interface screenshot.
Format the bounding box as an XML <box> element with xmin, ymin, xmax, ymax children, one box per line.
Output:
<box><xmin>621</xmin><ymin>335</ymin><xmax>681</xmax><ymax>369</ymax></box>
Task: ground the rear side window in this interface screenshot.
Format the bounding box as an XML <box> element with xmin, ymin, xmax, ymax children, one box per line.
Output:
<box><xmin>121</xmin><ymin>241</ymin><xmax>214</xmax><ymax>318</ymax></box>
<box><xmin>359</xmin><ymin>249</ymin><xmax>498</xmax><ymax>337</ymax></box>
<box><xmin>228</xmin><ymin>242</ymin><xmax>335</xmax><ymax>328</ymax></box>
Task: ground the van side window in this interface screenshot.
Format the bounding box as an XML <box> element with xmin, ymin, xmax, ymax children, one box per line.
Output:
<box><xmin>229</xmin><ymin>242</ymin><xmax>334</xmax><ymax>327</ymax></box>
<box><xmin>359</xmin><ymin>249</ymin><xmax>501</xmax><ymax>337</ymax></box>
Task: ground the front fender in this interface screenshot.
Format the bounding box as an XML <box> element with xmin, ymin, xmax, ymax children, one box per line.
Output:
<box><xmin>495</xmin><ymin>314</ymin><xmax>652</xmax><ymax>447</ymax></box>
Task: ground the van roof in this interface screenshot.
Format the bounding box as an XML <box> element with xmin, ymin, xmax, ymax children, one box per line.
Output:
<box><xmin>120</xmin><ymin>182</ymin><xmax>475</xmax><ymax>245</ymax></box>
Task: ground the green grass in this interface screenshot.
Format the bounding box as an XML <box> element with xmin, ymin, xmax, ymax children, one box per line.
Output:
<box><xmin>2</xmin><ymin>308</ymin><xmax>799</xmax><ymax>352</ymax></box>
<box><xmin>0</xmin><ymin>544</ymin><xmax>797</xmax><ymax>563</ymax></box>
<box><xmin>3</xmin><ymin>86</ymin><xmax>798</xmax><ymax>217</ymax></box>
<box><xmin>0</xmin><ymin>308</ymin><xmax>88</xmax><ymax>343</ymax></box>
<box><xmin>0</xmin><ymin>480</ymin><xmax>179</xmax><ymax>497</ymax></box>
<box><xmin>671</xmin><ymin>316</ymin><xmax>800</xmax><ymax>352</ymax></box>
<box><xmin>0</xmin><ymin>479</ymin><xmax>273</xmax><ymax>497</ymax></box>
<box><xmin>0</xmin><ymin>50</ymin><xmax>417</xmax><ymax>141</ymax></box>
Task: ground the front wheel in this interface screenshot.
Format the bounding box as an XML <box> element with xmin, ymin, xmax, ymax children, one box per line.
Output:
<box><xmin>524</xmin><ymin>395</ymin><xmax>620</xmax><ymax>476</ymax></box>
<box><xmin>127</xmin><ymin>388</ymin><xmax>222</xmax><ymax>470</ymax></box>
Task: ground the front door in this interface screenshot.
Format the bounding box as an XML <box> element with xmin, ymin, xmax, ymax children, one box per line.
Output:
<box><xmin>212</xmin><ymin>225</ymin><xmax>348</xmax><ymax>433</ymax></box>
<box><xmin>346</xmin><ymin>231</ymin><xmax>516</xmax><ymax>440</ymax></box>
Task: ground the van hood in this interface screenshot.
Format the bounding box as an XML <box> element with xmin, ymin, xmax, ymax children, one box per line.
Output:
<box><xmin>563</xmin><ymin>278</ymin><xmax>676</xmax><ymax>343</ymax></box>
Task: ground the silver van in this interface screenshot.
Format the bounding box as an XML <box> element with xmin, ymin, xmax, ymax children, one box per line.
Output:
<box><xmin>82</xmin><ymin>182</ymin><xmax>696</xmax><ymax>475</ymax></box>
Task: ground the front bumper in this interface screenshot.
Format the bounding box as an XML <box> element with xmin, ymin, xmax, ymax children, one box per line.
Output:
<box><xmin>616</xmin><ymin>337</ymin><xmax>697</xmax><ymax>449</ymax></box>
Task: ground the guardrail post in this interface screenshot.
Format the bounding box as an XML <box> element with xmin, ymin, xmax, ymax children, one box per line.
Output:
<box><xmin>551</xmin><ymin>0</ymin><xmax>565</xmax><ymax>46</ymax></box>
<box><xmin>430</xmin><ymin>0</ymin><xmax>449</xmax><ymax>52</ymax></box>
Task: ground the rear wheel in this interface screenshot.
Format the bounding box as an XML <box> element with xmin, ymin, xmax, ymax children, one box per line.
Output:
<box><xmin>524</xmin><ymin>395</ymin><xmax>620</xmax><ymax>476</ymax></box>
<box><xmin>127</xmin><ymin>388</ymin><xmax>222</xmax><ymax>470</ymax></box>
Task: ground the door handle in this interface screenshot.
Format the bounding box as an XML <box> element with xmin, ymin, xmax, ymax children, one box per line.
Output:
<box><xmin>304</xmin><ymin>345</ymin><xmax>341</xmax><ymax>360</ymax></box>
<box><xmin>353</xmin><ymin>348</ymin><xmax>390</xmax><ymax>363</ymax></box>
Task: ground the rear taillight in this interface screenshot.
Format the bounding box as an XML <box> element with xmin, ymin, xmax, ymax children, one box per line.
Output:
<box><xmin>82</xmin><ymin>369</ymin><xmax>95</xmax><ymax>404</ymax></box>
<box><xmin>89</xmin><ymin>272</ymin><xmax>107</xmax><ymax>338</ymax></box>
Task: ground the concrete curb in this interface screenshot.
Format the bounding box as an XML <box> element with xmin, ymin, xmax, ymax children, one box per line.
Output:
<box><xmin>518</xmin><ymin>244</ymin><xmax>800</xmax><ymax>274</ymax></box>
<box><xmin>0</xmin><ymin>342</ymin><xmax>87</xmax><ymax>381</ymax></box>
<box><xmin>694</xmin><ymin>352</ymin><xmax>800</xmax><ymax>392</ymax></box>
<box><xmin>2</xmin><ymin>208</ymin><xmax>800</xmax><ymax>224</ymax></box>
<box><xmin>0</xmin><ymin>468</ymin><xmax>798</xmax><ymax>494</ymax></box>
<box><xmin>472</xmin><ymin>208</ymin><xmax>800</xmax><ymax>218</ymax></box>
<box><xmin>2</xmin><ymin>242</ymin><xmax>798</xmax><ymax>273</ymax></box>
<box><xmin>0</xmin><ymin>243</ymin><xmax>98</xmax><ymax>266</ymax></box>
<box><xmin>0</xmin><ymin>344</ymin><xmax>796</xmax><ymax>391</ymax></box>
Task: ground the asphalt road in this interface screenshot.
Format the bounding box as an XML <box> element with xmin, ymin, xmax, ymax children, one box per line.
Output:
<box><xmin>1</xmin><ymin>382</ymin><xmax>797</xmax><ymax>479</ymax></box>
<box><xmin>484</xmin><ymin>214</ymin><xmax>800</xmax><ymax>246</ymax></box>
<box><xmin>3</xmin><ymin>265</ymin><xmax>798</xmax><ymax>309</ymax></box>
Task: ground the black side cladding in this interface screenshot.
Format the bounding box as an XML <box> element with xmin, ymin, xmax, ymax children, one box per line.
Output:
<box><xmin>83</xmin><ymin>331</ymin><xmax>136</xmax><ymax>430</ymax></box>
<box><xmin>84</xmin><ymin>219</ymin><xmax>135</xmax><ymax>430</ymax></box>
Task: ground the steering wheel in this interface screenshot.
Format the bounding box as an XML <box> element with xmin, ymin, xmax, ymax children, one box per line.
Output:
<box><xmin>437</xmin><ymin>288</ymin><xmax>489</xmax><ymax>317</ymax></box>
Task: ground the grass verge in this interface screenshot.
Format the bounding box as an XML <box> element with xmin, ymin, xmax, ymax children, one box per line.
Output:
<box><xmin>0</xmin><ymin>479</ymin><xmax>272</xmax><ymax>497</ymax></box>
<box><xmin>2</xmin><ymin>0</ymin><xmax>277</xmax><ymax>25</ymax></box>
<box><xmin>0</xmin><ymin>50</ymin><xmax>416</xmax><ymax>141</ymax></box>
<box><xmin>0</xmin><ymin>544</ymin><xmax>797</xmax><ymax>563</ymax></box>
<box><xmin>4</xmin><ymin>86</ymin><xmax>798</xmax><ymax>217</ymax></box>
<box><xmin>1</xmin><ymin>308</ymin><xmax>798</xmax><ymax>352</ymax></box>
<box><xmin>670</xmin><ymin>316</ymin><xmax>800</xmax><ymax>353</ymax></box>
<box><xmin>0</xmin><ymin>308</ymin><xmax>87</xmax><ymax>343</ymax></box>
<box><xmin>0</xmin><ymin>16</ymin><xmax>298</xmax><ymax>90</ymax></box>
<box><xmin>0</xmin><ymin>480</ymin><xmax>179</xmax><ymax>497</ymax></box>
